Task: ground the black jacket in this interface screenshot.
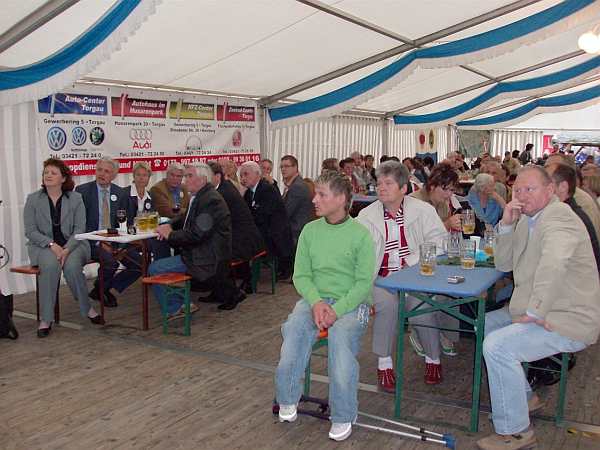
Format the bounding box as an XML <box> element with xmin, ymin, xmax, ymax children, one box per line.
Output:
<box><xmin>243</xmin><ymin>179</ymin><xmax>292</xmax><ymax>259</ymax></box>
<box><xmin>75</xmin><ymin>181</ymin><xmax>129</xmax><ymax>231</ymax></box>
<box><xmin>217</xmin><ymin>180</ymin><xmax>265</xmax><ymax>260</ymax></box>
<box><xmin>283</xmin><ymin>175</ymin><xmax>313</xmax><ymax>245</ymax></box>
<box><xmin>168</xmin><ymin>183</ymin><xmax>231</xmax><ymax>281</ymax></box>
<box><xmin>122</xmin><ymin>185</ymin><xmax>153</xmax><ymax>222</ymax></box>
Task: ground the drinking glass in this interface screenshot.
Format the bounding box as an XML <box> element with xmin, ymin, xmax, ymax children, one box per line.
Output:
<box><xmin>462</xmin><ymin>209</ymin><xmax>475</xmax><ymax>235</ymax></box>
<box><xmin>116</xmin><ymin>209</ymin><xmax>127</xmax><ymax>233</ymax></box>
<box><xmin>172</xmin><ymin>203</ymin><xmax>181</xmax><ymax>215</ymax></box>
<box><xmin>483</xmin><ymin>229</ymin><xmax>495</xmax><ymax>257</ymax></box>
<box><xmin>445</xmin><ymin>231</ymin><xmax>462</xmax><ymax>258</ymax></box>
<box><xmin>460</xmin><ymin>240</ymin><xmax>476</xmax><ymax>269</ymax></box>
<box><xmin>419</xmin><ymin>243</ymin><xmax>436</xmax><ymax>276</ymax></box>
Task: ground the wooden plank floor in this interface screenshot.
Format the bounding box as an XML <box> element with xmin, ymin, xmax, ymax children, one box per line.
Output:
<box><xmin>2</xmin><ymin>274</ymin><xmax>599</xmax><ymax>449</ymax></box>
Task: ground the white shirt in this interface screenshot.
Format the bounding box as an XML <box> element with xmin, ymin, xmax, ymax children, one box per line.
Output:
<box><xmin>131</xmin><ymin>185</ymin><xmax>151</xmax><ymax>214</ymax></box>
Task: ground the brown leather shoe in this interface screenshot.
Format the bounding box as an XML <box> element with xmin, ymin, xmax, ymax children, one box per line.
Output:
<box><xmin>476</xmin><ymin>429</ymin><xmax>536</xmax><ymax>450</ymax></box>
<box><xmin>377</xmin><ymin>368</ymin><xmax>396</xmax><ymax>393</ymax></box>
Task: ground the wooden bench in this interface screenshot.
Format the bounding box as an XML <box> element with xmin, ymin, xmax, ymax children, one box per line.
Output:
<box><xmin>231</xmin><ymin>250</ymin><xmax>276</xmax><ymax>294</ymax></box>
<box><xmin>142</xmin><ymin>272</ymin><xmax>192</xmax><ymax>336</ymax></box>
<box><xmin>10</xmin><ymin>266</ymin><xmax>60</xmax><ymax>323</ymax></box>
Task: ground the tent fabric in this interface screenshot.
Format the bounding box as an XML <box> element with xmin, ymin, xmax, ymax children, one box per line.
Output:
<box><xmin>457</xmin><ymin>83</ymin><xmax>600</xmax><ymax>129</ymax></box>
<box><xmin>0</xmin><ymin>0</ymin><xmax>160</xmax><ymax>106</ymax></box>
<box><xmin>267</xmin><ymin>0</ymin><xmax>600</xmax><ymax>128</ymax></box>
<box><xmin>393</xmin><ymin>55</ymin><xmax>600</xmax><ymax>128</ymax></box>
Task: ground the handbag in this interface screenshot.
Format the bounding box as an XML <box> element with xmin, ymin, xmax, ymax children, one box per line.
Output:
<box><xmin>0</xmin><ymin>292</ymin><xmax>19</xmax><ymax>340</ymax></box>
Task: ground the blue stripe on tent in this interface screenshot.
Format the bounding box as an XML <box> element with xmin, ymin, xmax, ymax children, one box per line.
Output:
<box><xmin>456</xmin><ymin>83</ymin><xmax>600</xmax><ymax>127</ymax></box>
<box><xmin>393</xmin><ymin>55</ymin><xmax>600</xmax><ymax>125</ymax></box>
<box><xmin>269</xmin><ymin>0</ymin><xmax>595</xmax><ymax>123</ymax></box>
<box><xmin>0</xmin><ymin>0</ymin><xmax>141</xmax><ymax>90</ymax></box>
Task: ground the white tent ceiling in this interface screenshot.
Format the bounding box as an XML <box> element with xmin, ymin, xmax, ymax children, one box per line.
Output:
<box><xmin>2</xmin><ymin>0</ymin><xmax>600</xmax><ymax>125</ymax></box>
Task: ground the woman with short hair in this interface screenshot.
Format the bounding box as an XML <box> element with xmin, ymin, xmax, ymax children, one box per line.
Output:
<box><xmin>23</xmin><ymin>158</ymin><xmax>104</xmax><ymax>337</ymax></box>
<box><xmin>467</xmin><ymin>173</ymin><xmax>506</xmax><ymax>230</ymax></box>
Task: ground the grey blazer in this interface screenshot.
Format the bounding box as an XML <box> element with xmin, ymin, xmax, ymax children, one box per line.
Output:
<box><xmin>283</xmin><ymin>175</ymin><xmax>313</xmax><ymax>244</ymax></box>
<box><xmin>23</xmin><ymin>189</ymin><xmax>91</xmax><ymax>265</ymax></box>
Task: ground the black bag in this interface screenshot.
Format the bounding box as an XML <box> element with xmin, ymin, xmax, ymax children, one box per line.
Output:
<box><xmin>0</xmin><ymin>292</ymin><xmax>19</xmax><ymax>340</ymax></box>
<box><xmin>526</xmin><ymin>354</ymin><xmax>576</xmax><ymax>391</ymax></box>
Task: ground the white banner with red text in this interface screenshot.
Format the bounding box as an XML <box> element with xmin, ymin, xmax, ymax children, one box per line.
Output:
<box><xmin>36</xmin><ymin>86</ymin><xmax>260</xmax><ymax>176</ymax></box>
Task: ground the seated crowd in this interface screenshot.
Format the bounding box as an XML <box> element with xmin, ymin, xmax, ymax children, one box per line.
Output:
<box><xmin>21</xmin><ymin>145</ymin><xmax>600</xmax><ymax>448</ymax></box>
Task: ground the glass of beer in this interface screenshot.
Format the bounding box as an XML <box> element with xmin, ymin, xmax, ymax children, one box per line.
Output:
<box><xmin>462</xmin><ymin>209</ymin><xmax>475</xmax><ymax>235</ymax></box>
<box><xmin>147</xmin><ymin>211</ymin><xmax>159</xmax><ymax>231</ymax></box>
<box><xmin>483</xmin><ymin>229</ymin><xmax>495</xmax><ymax>257</ymax></box>
<box><xmin>135</xmin><ymin>213</ymin><xmax>150</xmax><ymax>232</ymax></box>
<box><xmin>460</xmin><ymin>240</ymin><xmax>476</xmax><ymax>269</ymax></box>
<box><xmin>419</xmin><ymin>243</ymin><xmax>437</xmax><ymax>276</ymax></box>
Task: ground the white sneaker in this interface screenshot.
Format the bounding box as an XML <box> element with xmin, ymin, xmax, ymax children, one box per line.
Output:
<box><xmin>440</xmin><ymin>334</ymin><xmax>458</xmax><ymax>357</ymax></box>
<box><xmin>329</xmin><ymin>422</ymin><xmax>352</xmax><ymax>441</ymax></box>
<box><xmin>278</xmin><ymin>404</ymin><xmax>297</xmax><ymax>423</ymax></box>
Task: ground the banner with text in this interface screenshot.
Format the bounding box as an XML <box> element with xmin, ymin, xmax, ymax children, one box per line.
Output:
<box><xmin>37</xmin><ymin>88</ymin><xmax>260</xmax><ymax>175</ymax></box>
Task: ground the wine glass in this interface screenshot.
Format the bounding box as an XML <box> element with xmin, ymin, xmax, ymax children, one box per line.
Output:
<box><xmin>116</xmin><ymin>209</ymin><xmax>127</xmax><ymax>233</ymax></box>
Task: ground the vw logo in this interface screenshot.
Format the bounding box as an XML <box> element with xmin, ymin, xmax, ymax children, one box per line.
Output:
<box><xmin>129</xmin><ymin>129</ymin><xmax>152</xmax><ymax>140</ymax></box>
<box><xmin>47</xmin><ymin>127</ymin><xmax>66</xmax><ymax>151</ymax></box>
<box><xmin>90</xmin><ymin>127</ymin><xmax>105</xmax><ymax>146</ymax></box>
<box><xmin>72</xmin><ymin>127</ymin><xmax>87</xmax><ymax>146</ymax></box>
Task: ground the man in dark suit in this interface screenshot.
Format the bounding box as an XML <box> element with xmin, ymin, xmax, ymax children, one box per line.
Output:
<box><xmin>208</xmin><ymin>161</ymin><xmax>265</xmax><ymax>294</ymax></box>
<box><xmin>149</xmin><ymin>163</ymin><xmax>241</xmax><ymax>312</ymax></box>
<box><xmin>280</xmin><ymin>155</ymin><xmax>313</xmax><ymax>246</ymax></box>
<box><xmin>76</xmin><ymin>157</ymin><xmax>141</xmax><ymax>307</ymax></box>
<box><xmin>239</xmin><ymin>161</ymin><xmax>293</xmax><ymax>279</ymax></box>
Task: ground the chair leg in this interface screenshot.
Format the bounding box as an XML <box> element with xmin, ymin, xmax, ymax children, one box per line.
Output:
<box><xmin>183</xmin><ymin>281</ymin><xmax>191</xmax><ymax>337</ymax></box>
<box><xmin>271</xmin><ymin>258</ymin><xmax>277</xmax><ymax>294</ymax></box>
<box><xmin>556</xmin><ymin>353</ymin><xmax>569</xmax><ymax>426</ymax></box>
<box><xmin>303</xmin><ymin>354</ymin><xmax>312</xmax><ymax>397</ymax></box>
<box><xmin>54</xmin><ymin>281</ymin><xmax>60</xmax><ymax>324</ymax></box>
<box><xmin>250</xmin><ymin>259</ymin><xmax>261</xmax><ymax>293</ymax></box>
<box><xmin>35</xmin><ymin>274</ymin><xmax>40</xmax><ymax>322</ymax></box>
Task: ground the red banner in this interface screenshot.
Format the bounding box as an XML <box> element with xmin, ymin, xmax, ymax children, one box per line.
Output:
<box><xmin>217</xmin><ymin>103</ymin><xmax>255</xmax><ymax>121</ymax></box>
<box><xmin>111</xmin><ymin>95</ymin><xmax>167</xmax><ymax>118</ymax></box>
<box><xmin>64</xmin><ymin>153</ymin><xmax>260</xmax><ymax>176</ymax></box>
<box><xmin>542</xmin><ymin>134</ymin><xmax>556</xmax><ymax>154</ymax></box>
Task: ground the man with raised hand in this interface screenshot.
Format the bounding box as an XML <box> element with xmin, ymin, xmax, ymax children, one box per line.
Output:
<box><xmin>275</xmin><ymin>171</ymin><xmax>375</xmax><ymax>442</ymax></box>
<box><xmin>477</xmin><ymin>166</ymin><xmax>600</xmax><ymax>450</ymax></box>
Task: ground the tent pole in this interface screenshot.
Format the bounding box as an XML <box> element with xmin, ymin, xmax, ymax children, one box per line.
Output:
<box><xmin>0</xmin><ymin>0</ymin><xmax>80</xmax><ymax>54</ymax></box>
<box><xmin>382</xmin><ymin>118</ymin><xmax>389</xmax><ymax>157</ymax></box>
<box><xmin>259</xmin><ymin>0</ymin><xmax>542</xmax><ymax>105</ymax></box>
<box><xmin>258</xmin><ymin>106</ymin><xmax>269</xmax><ymax>160</ymax></box>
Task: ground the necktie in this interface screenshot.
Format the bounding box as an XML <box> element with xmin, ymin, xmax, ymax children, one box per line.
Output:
<box><xmin>102</xmin><ymin>189</ymin><xmax>111</xmax><ymax>229</ymax></box>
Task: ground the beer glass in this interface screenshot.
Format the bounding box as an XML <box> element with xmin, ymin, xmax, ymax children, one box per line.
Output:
<box><xmin>461</xmin><ymin>209</ymin><xmax>475</xmax><ymax>235</ymax></box>
<box><xmin>483</xmin><ymin>229</ymin><xmax>495</xmax><ymax>257</ymax></box>
<box><xmin>460</xmin><ymin>240</ymin><xmax>476</xmax><ymax>269</ymax></box>
<box><xmin>419</xmin><ymin>243</ymin><xmax>436</xmax><ymax>276</ymax></box>
<box><xmin>445</xmin><ymin>231</ymin><xmax>462</xmax><ymax>258</ymax></box>
<box><xmin>147</xmin><ymin>211</ymin><xmax>159</xmax><ymax>231</ymax></box>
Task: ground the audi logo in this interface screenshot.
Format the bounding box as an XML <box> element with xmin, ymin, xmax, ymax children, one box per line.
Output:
<box><xmin>129</xmin><ymin>129</ymin><xmax>152</xmax><ymax>140</ymax></box>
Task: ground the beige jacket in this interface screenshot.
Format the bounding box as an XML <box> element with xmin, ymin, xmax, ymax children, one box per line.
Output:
<box><xmin>495</xmin><ymin>196</ymin><xmax>600</xmax><ymax>344</ymax></box>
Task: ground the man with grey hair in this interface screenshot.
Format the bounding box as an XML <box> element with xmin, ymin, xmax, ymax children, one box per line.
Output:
<box><xmin>240</xmin><ymin>161</ymin><xmax>293</xmax><ymax>279</ymax></box>
<box><xmin>76</xmin><ymin>156</ymin><xmax>139</xmax><ymax>307</ymax></box>
<box><xmin>149</xmin><ymin>163</ymin><xmax>240</xmax><ymax>315</ymax></box>
<box><xmin>358</xmin><ymin>161</ymin><xmax>448</xmax><ymax>388</ymax></box>
<box><xmin>150</xmin><ymin>162</ymin><xmax>191</xmax><ymax>219</ymax></box>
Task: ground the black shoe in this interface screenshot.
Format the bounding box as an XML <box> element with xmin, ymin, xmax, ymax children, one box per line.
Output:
<box><xmin>239</xmin><ymin>279</ymin><xmax>253</xmax><ymax>295</ymax></box>
<box><xmin>88</xmin><ymin>315</ymin><xmax>105</xmax><ymax>325</ymax></box>
<box><xmin>197</xmin><ymin>293</ymin><xmax>222</xmax><ymax>304</ymax></box>
<box><xmin>103</xmin><ymin>290</ymin><xmax>118</xmax><ymax>308</ymax></box>
<box><xmin>37</xmin><ymin>324</ymin><xmax>52</xmax><ymax>338</ymax></box>
<box><xmin>217</xmin><ymin>302</ymin><xmax>238</xmax><ymax>311</ymax></box>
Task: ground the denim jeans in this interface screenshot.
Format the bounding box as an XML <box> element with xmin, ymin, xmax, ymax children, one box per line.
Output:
<box><xmin>483</xmin><ymin>307</ymin><xmax>586</xmax><ymax>434</ymax></box>
<box><xmin>275</xmin><ymin>299</ymin><xmax>369</xmax><ymax>423</ymax></box>
<box><xmin>148</xmin><ymin>255</ymin><xmax>188</xmax><ymax>314</ymax></box>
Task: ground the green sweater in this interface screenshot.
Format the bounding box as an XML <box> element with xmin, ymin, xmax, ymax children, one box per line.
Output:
<box><xmin>292</xmin><ymin>217</ymin><xmax>375</xmax><ymax>317</ymax></box>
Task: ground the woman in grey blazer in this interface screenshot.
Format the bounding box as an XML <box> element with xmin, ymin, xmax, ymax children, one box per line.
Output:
<box><xmin>24</xmin><ymin>158</ymin><xmax>104</xmax><ymax>337</ymax></box>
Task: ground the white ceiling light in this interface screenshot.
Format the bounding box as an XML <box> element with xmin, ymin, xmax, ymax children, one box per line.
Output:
<box><xmin>578</xmin><ymin>31</ymin><xmax>600</xmax><ymax>54</ymax></box>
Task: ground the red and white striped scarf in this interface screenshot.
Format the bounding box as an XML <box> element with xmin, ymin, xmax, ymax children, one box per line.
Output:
<box><xmin>379</xmin><ymin>202</ymin><xmax>410</xmax><ymax>277</ymax></box>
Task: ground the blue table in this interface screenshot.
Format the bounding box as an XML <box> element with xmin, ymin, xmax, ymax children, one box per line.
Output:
<box><xmin>375</xmin><ymin>263</ymin><xmax>504</xmax><ymax>432</ymax></box>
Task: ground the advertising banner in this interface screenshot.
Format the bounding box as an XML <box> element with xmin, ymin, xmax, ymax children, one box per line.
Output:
<box><xmin>37</xmin><ymin>88</ymin><xmax>260</xmax><ymax>176</ymax></box>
